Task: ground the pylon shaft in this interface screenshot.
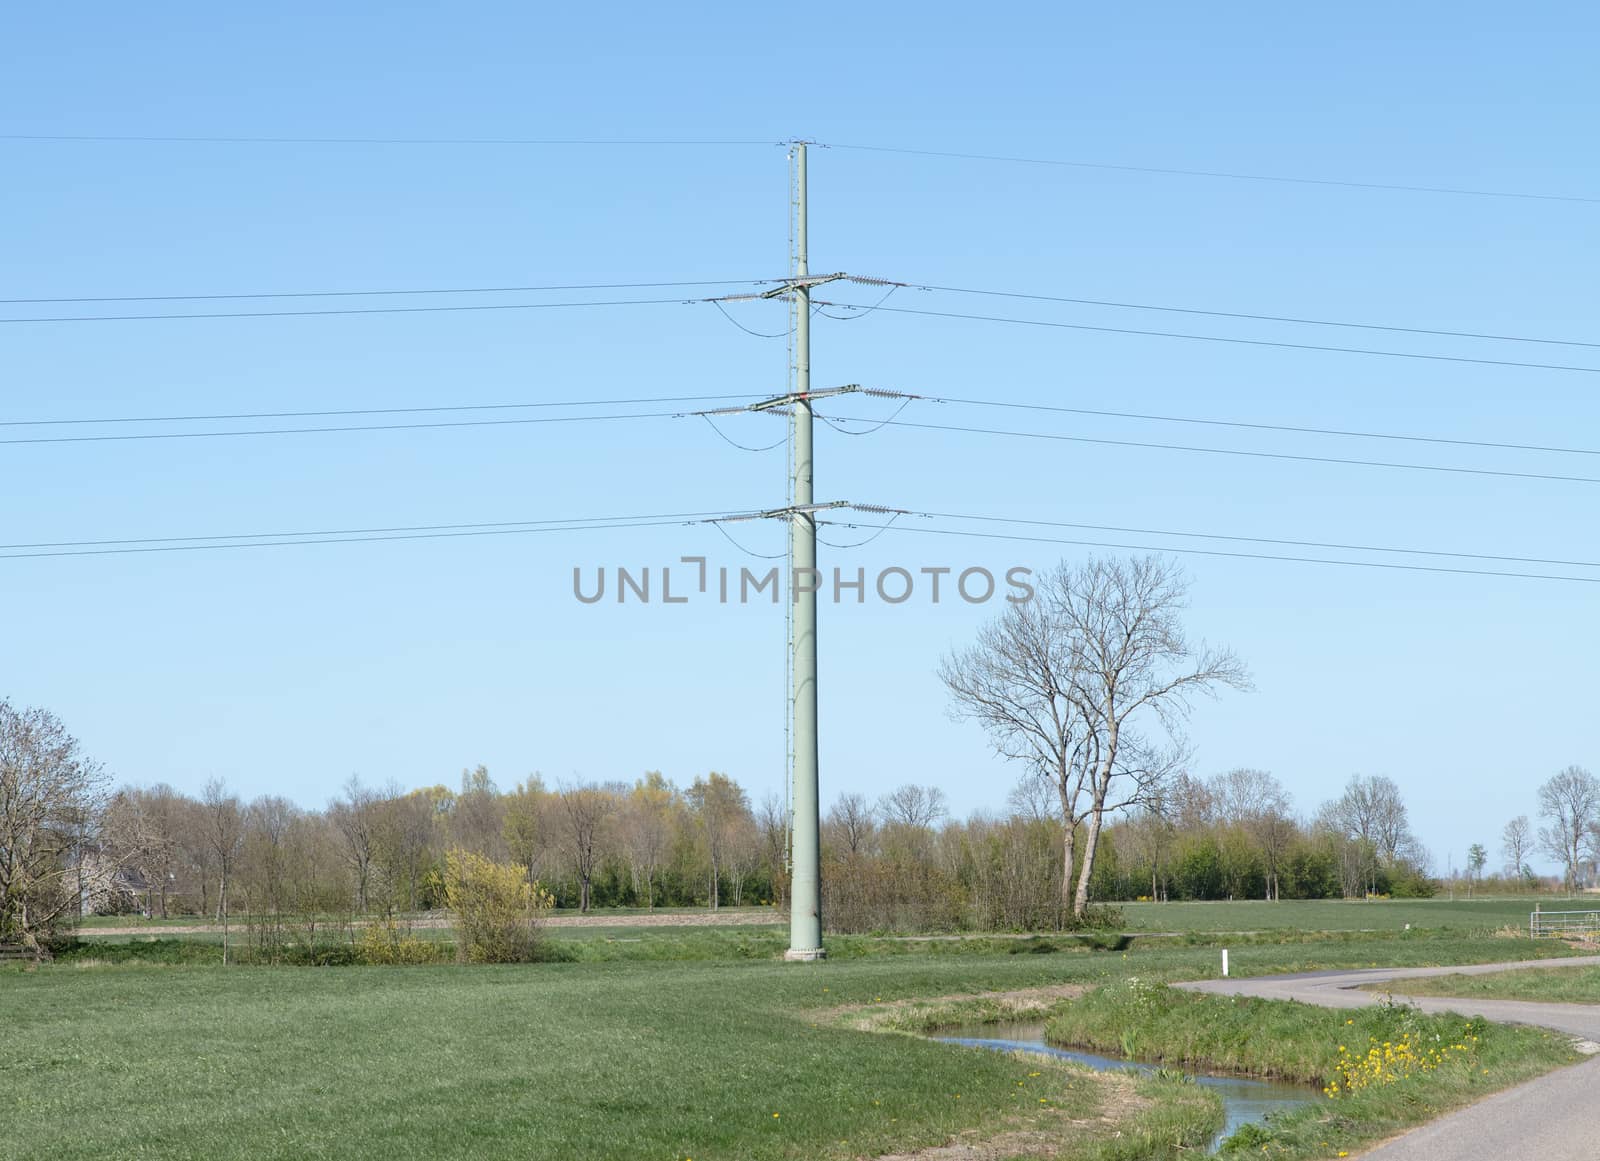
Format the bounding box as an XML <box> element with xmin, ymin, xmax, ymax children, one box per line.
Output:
<box><xmin>786</xmin><ymin>141</ymin><xmax>824</xmax><ymax>961</ymax></box>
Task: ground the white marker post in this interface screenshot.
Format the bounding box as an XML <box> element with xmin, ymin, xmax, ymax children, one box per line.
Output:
<box><xmin>1222</xmin><ymin>948</ymin><xmax>1230</xmax><ymax>977</ymax></box>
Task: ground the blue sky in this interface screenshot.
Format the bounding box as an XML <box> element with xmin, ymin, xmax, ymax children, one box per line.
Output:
<box><xmin>4</xmin><ymin>4</ymin><xmax>1597</xmax><ymax>874</ymax></box>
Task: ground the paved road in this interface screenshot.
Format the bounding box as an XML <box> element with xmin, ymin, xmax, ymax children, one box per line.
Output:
<box><xmin>1178</xmin><ymin>956</ymin><xmax>1600</xmax><ymax>1161</ymax></box>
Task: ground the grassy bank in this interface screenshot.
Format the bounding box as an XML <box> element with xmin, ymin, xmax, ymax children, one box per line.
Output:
<box><xmin>1378</xmin><ymin>964</ymin><xmax>1600</xmax><ymax>1004</ymax></box>
<box><xmin>1045</xmin><ymin>981</ymin><xmax>1580</xmax><ymax>1157</ymax></box>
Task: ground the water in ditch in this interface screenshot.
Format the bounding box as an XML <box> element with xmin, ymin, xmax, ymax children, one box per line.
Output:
<box><xmin>933</xmin><ymin>1021</ymin><xmax>1319</xmax><ymax>1154</ymax></box>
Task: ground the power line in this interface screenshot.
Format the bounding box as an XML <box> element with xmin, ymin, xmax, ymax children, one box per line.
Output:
<box><xmin>0</xmin><ymin>394</ymin><xmax>761</xmax><ymax>428</ymax></box>
<box><xmin>816</xmin><ymin>511</ymin><xmax>904</xmax><ymax>549</ymax></box>
<box><xmin>0</xmin><ymin>511</ymin><xmax>728</xmax><ymax>551</ymax></box>
<box><xmin>812</xmin><ymin>301</ymin><xmax>1600</xmax><ymax>376</ymax></box>
<box><xmin>0</xmin><ymin>410</ymin><xmax>691</xmax><ymax>447</ymax></box>
<box><xmin>711</xmin><ymin>298</ymin><xmax>790</xmax><ymax>338</ymax></box>
<box><xmin>14</xmin><ymin>387</ymin><xmax>1593</xmax><ymax>489</ymax></box>
<box><xmin>15</xmin><ymin>390</ymin><xmax>1592</xmax><ymax>464</ymax></box>
<box><xmin>822</xmin><ymin>414</ymin><xmax>1600</xmax><ymax>486</ymax></box>
<box><xmin>909</xmin><ymin>283</ymin><xmax>1600</xmax><ymax>352</ymax></box>
<box><xmin>917</xmin><ymin>395</ymin><xmax>1600</xmax><ymax>459</ymax></box>
<box><xmin>818</xmin><ymin>141</ymin><xmax>1600</xmax><ymax>206</ymax></box>
<box><xmin>709</xmin><ymin>520</ymin><xmax>787</xmax><ymax>560</ymax></box>
<box><xmin>823</xmin><ymin>519</ymin><xmax>1600</xmax><ymax>586</ymax></box>
<box><xmin>14</xmin><ymin>496</ymin><xmax>1594</xmax><ymax>581</ymax></box>
<box><xmin>25</xmin><ymin>274</ymin><xmax>1590</xmax><ymax>355</ymax></box>
<box><xmin>0</xmin><ymin>295</ymin><xmax>712</xmax><ymax>326</ymax></box>
<box><xmin>908</xmin><ymin>510</ymin><xmax>1600</xmax><ymax>571</ymax></box>
<box><xmin>14</xmin><ymin>382</ymin><xmax>1590</xmax><ymax>483</ymax></box>
<box><xmin>16</xmin><ymin>131</ymin><xmax>1589</xmax><ymax>204</ymax></box>
<box><xmin>2</xmin><ymin>133</ymin><xmax>780</xmax><ymax>147</ymax></box>
<box><xmin>697</xmin><ymin>413</ymin><xmax>788</xmax><ymax>452</ymax></box>
<box><xmin>0</xmin><ymin>279</ymin><xmax>774</xmax><ymax>306</ymax></box>
<box><xmin>0</xmin><ymin>511</ymin><xmax>729</xmax><ymax>561</ymax></box>
<box><xmin>816</xmin><ymin>397</ymin><xmax>915</xmax><ymax>436</ymax></box>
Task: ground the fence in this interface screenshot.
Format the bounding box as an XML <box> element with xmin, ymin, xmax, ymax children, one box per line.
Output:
<box><xmin>1529</xmin><ymin>909</ymin><xmax>1600</xmax><ymax>939</ymax></box>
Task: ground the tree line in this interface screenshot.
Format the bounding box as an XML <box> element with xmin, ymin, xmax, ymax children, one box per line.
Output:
<box><xmin>4</xmin><ymin>694</ymin><xmax>1597</xmax><ymax>957</ymax></box>
<box><xmin>7</xmin><ymin>555</ymin><xmax>1598</xmax><ymax>953</ymax></box>
<box><xmin>89</xmin><ymin>767</ymin><xmax>784</xmax><ymax>925</ymax></box>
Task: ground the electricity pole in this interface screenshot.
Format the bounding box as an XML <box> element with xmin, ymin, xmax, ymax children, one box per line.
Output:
<box><xmin>786</xmin><ymin>141</ymin><xmax>823</xmax><ymax>961</ymax></box>
<box><xmin>702</xmin><ymin>144</ymin><xmax>848</xmax><ymax>959</ymax></box>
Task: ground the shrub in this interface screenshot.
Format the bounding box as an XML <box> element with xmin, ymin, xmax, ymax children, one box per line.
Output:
<box><xmin>444</xmin><ymin>849</ymin><xmax>554</xmax><ymax>964</ymax></box>
<box><xmin>1065</xmin><ymin>903</ymin><xmax>1125</xmax><ymax>931</ymax></box>
<box><xmin>358</xmin><ymin>917</ymin><xmax>449</xmax><ymax>966</ymax></box>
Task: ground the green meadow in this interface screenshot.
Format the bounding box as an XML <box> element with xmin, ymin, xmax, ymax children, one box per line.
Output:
<box><xmin>3</xmin><ymin>900</ymin><xmax>1588</xmax><ymax>1160</ymax></box>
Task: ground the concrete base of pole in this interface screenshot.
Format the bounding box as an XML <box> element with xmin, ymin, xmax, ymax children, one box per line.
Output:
<box><xmin>783</xmin><ymin>947</ymin><xmax>827</xmax><ymax>962</ymax></box>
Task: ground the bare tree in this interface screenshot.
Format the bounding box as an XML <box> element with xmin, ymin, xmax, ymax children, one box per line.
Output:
<box><xmin>557</xmin><ymin>782</ymin><xmax>615</xmax><ymax>912</ymax></box>
<box><xmin>240</xmin><ymin>795</ymin><xmax>299</xmax><ymax>959</ymax></box>
<box><xmin>826</xmin><ymin>791</ymin><xmax>877</xmax><ymax>855</ymax></box>
<box><xmin>941</xmin><ymin>593</ymin><xmax>1098</xmax><ymax>915</ymax></box>
<box><xmin>1208</xmin><ymin>769</ymin><xmax>1282</xmax><ymax>825</ymax></box>
<box><xmin>722</xmin><ymin>814</ymin><xmax>761</xmax><ymax>906</ymax></box>
<box><xmin>619</xmin><ymin>772</ymin><xmax>674</xmax><ymax>908</ymax></box>
<box><xmin>451</xmin><ymin>765</ymin><xmax>506</xmax><ymax>859</ymax></box>
<box><xmin>175</xmin><ymin>795</ymin><xmax>216</xmax><ymax>918</ymax></box>
<box><xmin>1322</xmin><ymin>775</ymin><xmax>1413</xmax><ymax>896</ymax></box>
<box><xmin>286</xmin><ymin>809</ymin><xmax>347</xmax><ymax>952</ymax></box>
<box><xmin>1332</xmin><ymin>775</ymin><xmax>1412</xmax><ymax>863</ymax></box>
<box><xmin>105</xmin><ymin>785</ymin><xmax>185</xmax><ymax>918</ymax></box>
<box><xmin>501</xmin><ymin>777</ymin><xmax>544</xmax><ymax>891</ymax></box>
<box><xmin>1005</xmin><ymin>773</ymin><xmax>1057</xmax><ymax>825</ymax></box>
<box><xmin>201</xmin><ymin>777</ymin><xmax>243</xmax><ymax>964</ymax></box>
<box><xmin>1502</xmin><ymin>815</ymin><xmax>1533</xmax><ymax>880</ymax></box>
<box><xmin>948</xmin><ymin>556</ymin><xmax>1246</xmax><ymax>918</ymax></box>
<box><xmin>1118</xmin><ymin>805</ymin><xmax>1176</xmax><ymax>902</ymax></box>
<box><xmin>1208</xmin><ymin>769</ymin><xmax>1294</xmax><ymax>901</ymax></box>
<box><xmin>377</xmin><ymin>786</ymin><xmax>440</xmax><ymax>911</ymax></box>
<box><xmin>755</xmin><ymin>792</ymin><xmax>790</xmax><ymax>904</ymax></box>
<box><xmin>1538</xmin><ymin>766</ymin><xmax>1600</xmax><ymax>892</ymax></box>
<box><xmin>328</xmin><ymin>775</ymin><xmax>379</xmax><ymax>913</ymax></box>
<box><xmin>687</xmin><ymin>772</ymin><xmax>749</xmax><ymax>910</ymax></box>
<box><xmin>0</xmin><ymin>701</ymin><xmax>109</xmax><ymax>953</ymax></box>
<box><xmin>879</xmin><ymin>784</ymin><xmax>948</xmax><ymax>831</ymax></box>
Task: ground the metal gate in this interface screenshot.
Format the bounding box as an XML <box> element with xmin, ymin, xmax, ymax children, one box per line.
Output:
<box><xmin>1529</xmin><ymin>909</ymin><xmax>1600</xmax><ymax>939</ymax></box>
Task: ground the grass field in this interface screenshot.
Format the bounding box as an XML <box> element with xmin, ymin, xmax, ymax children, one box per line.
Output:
<box><xmin>1115</xmin><ymin>896</ymin><xmax>1564</xmax><ymax>933</ymax></box>
<box><xmin>4</xmin><ymin>952</ymin><xmax>1222</xmax><ymax>1161</ymax></box>
<box><xmin>5</xmin><ymin>901</ymin><xmax>1590</xmax><ymax>1160</ymax></box>
<box><xmin>1379</xmin><ymin>964</ymin><xmax>1600</xmax><ymax>1004</ymax></box>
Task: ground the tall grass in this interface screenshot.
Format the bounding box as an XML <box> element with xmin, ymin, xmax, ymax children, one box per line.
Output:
<box><xmin>1373</xmin><ymin>964</ymin><xmax>1600</xmax><ymax>1004</ymax></box>
<box><xmin>1046</xmin><ymin>981</ymin><xmax>1580</xmax><ymax>1158</ymax></box>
